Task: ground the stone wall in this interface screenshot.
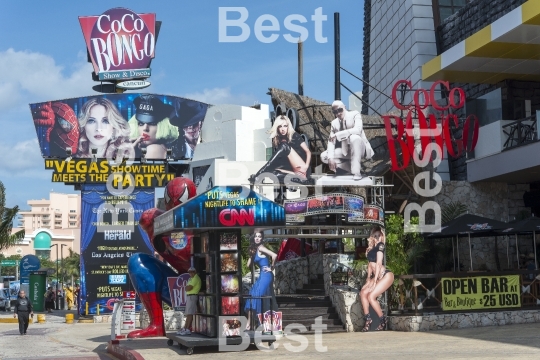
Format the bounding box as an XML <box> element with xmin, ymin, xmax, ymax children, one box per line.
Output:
<box><xmin>390</xmin><ymin>309</ymin><xmax>540</xmax><ymax>331</ymax></box>
<box><xmin>328</xmin><ymin>287</ymin><xmax>365</xmax><ymax>332</ymax></box>
<box><xmin>434</xmin><ymin>181</ymin><xmax>531</xmax><ymax>271</ymax></box>
<box><xmin>242</xmin><ymin>253</ymin><xmax>324</xmax><ymax>295</ymax></box>
<box><xmin>438</xmin><ymin>0</ymin><xmax>528</xmax><ymax>53</ymax></box>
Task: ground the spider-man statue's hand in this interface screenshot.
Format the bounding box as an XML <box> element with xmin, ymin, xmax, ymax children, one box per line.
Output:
<box><xmin>32</xmin><ymin>102</ymin><xmax>55</xmax><ymax>142</ymax></box>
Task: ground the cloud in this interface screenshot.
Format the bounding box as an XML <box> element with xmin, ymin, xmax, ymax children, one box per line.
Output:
<box><xmin>0</xmin><ymin>139</ymin><xmax>44</xmax><ymax>172</ymax></box>
<box><xmin>183</xmin><ymin>87</ymin><xmax>258</xmax><ymax>106</ymax></box>
<box><xmin>0</xmin><ymin>48</ymin><xmax>95</xmax><ymax>111</ymax></box>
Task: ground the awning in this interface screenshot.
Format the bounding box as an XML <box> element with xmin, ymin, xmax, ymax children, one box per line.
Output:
<box><xmin>423</xmin><ymin>0</ymin><xmax>540</xmax><ymax>84</ymax></box>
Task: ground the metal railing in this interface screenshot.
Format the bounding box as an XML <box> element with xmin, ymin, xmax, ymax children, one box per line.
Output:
<box><xmin>391</xmin><ymin>270</ymin><xmax>540</xmax><ymax>314</ymax></box>
<box><xmin>502</xmin><ymin>115</ymin><xmax>538</xmax><ymax>150</ymax></box>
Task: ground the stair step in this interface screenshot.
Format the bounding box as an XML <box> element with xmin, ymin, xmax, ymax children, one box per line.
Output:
<box><xmin>296</xmin><ymin>289</ymin><xmax>326</xmax><ymax>295</ymax></box>
<box><xmin>287</xmin><ymin>328</ymin><xmax>346</xmax><ymax>335</ymax></box>
<box><xmin>310</xmin><ymin>278</ymin><xmax>325</xmax><ymax>285</ymax></box>
<box><xmin>276</xmin><ymin>295</ymin><xmax>329</xmax><ymax>301</ymax></box>
<box><xmin>281</xmin><ymin>313</ymin><xmax>339</xmax><ymax>320</ymax></box>
<box><xmin>282</xmin><ymin>318</ymin><xmax>342</xmax><ymax>327</ymax></box>
<box><xmin>302</xmin><ymin>284</ymin><xmax>325</xmax><ymax>290</ymax></box>
<box><xmin>278</xmin><ymin>307</ymin><xmax>335</xmax><ymax>314</ymax></box>
<box><xmin>277</xmin><ymin>301</ymin><xmax>332</xmax><ymax>307</ymax></box>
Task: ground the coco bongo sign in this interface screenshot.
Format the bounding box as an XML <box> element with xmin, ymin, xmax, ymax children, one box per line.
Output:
<box><xmin>79</xmin><ymin>8</ymin><xmax>157</xmax><ymax>80</ymax></box>
<box><xmin>384</xmin><ymin>80</ymin><xmax>479</xmax><ymax>171</ymax></box>
<box><xmin>383</xmin><ymin>80</ymin><xmax>479</xmax><ymax>233</ymax></box>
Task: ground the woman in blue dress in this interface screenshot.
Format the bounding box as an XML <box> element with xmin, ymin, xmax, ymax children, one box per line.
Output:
<box><xmin>244</xmin><ymin>231</ymin><xmax>278</xmax><ymax>330</ymax></box>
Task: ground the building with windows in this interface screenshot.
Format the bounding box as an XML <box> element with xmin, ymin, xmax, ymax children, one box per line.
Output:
<box><xmin>3</xmin><ymin>192</ymin><xmax>81</xmax><ymax>261</ymax></box>
<box><xmin>363</xmin><ymin>0</ymin><xmax>540</xmax><ymax>271</ymax></box>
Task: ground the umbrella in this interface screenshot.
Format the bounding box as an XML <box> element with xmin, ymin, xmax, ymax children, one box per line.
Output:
<box><xmin>426</xmin><ymin>214</ymin><xmax>508</xmax><ymax>271</ymax></box>
<box><xmin>498</xmin><ymin>216</ymin><xmax>540</xmax><ymax>270</ymax></box>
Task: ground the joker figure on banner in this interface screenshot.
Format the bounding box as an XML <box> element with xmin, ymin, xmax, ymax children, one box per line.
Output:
<box><xmin>126</xmin><ymin>177</ymin><xmax>197</xmax><ymax>338</ymax></box>
<box><xmin>321</xmin><ymin>100</ymin><xmax>374</xmax><ymax>180</ymax></box>
<box><xmin>169</xmin><ymin>98</ymin><xmax>208</xmax><ymax>159</ymax></box>
<box><xmin>244</xmin><ymin>231</ymin><xmax>278</xmax><ymax>330</ymax></box>
<box><xmin>129</xmin><ymin>95</ymin><xmax>178</xmax><ymax>159</ymax></box>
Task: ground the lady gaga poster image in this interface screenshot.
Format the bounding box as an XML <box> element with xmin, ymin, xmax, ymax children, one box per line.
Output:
<box><xmin>30</xmin><ymin>94</ymin><xmax>209</xmax><ymax>160</ymax></box>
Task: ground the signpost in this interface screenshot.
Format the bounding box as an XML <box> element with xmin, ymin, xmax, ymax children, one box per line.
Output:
<box><xmin>121</xmin><ymin>291</ymin><xmax>136</xmax><ymax>331</ymax></box>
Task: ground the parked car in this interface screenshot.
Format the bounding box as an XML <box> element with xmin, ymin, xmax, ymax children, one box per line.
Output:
<box><xmin>0</xmin><ymin>289</ymin><xmax>11</xmax><ymax>311</ymax></box>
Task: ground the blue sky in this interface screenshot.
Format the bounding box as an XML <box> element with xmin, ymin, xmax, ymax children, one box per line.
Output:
<box><xmin>0</xmin><ymin>1</ymin><xmax>365</xmax><ymax>209</ymax></box>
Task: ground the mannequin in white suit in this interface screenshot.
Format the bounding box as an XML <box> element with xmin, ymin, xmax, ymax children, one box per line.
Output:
<box><xmin>321</xmin><ymin>100</ymin><xmax>366</xmax><ymax>180</ymax></box>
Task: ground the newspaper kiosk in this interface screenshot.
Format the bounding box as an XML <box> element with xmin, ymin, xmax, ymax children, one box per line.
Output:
<box><xmin>153</xmin><ymin>186</ymin><xmax>285</xmax><ymax>355</ymax></box>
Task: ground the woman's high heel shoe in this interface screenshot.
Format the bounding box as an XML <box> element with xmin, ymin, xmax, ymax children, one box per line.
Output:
<box><xmin>375</xmin><ymin>315</ymin><xmax>388</xmax><ymax>331</ymax></box>
<box><xmin>361</xmin><ymin>315</ymin><xmax>372</xmax><ymax>332</ymax></box>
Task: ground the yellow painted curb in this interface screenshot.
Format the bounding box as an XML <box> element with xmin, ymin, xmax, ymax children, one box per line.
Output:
<box><xmin>0</xmin><ymin>318</ymin><xmax>34</xmax><ymax>324</ymax></box>
<box><xmin>78</xmin><ymin>319</ymin><xmax>94</xmax><ymax>324</ymax></box>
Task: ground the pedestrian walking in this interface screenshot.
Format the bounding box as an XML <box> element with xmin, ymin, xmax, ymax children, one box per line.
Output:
<box><xmin>44</xmin><ymin>287</ymin><xmax>55</xmax><ymax>313</ymax></box>
<box><xmin>13</xmin><ymin>290</ymin><xmax>33</xmax><ymax>335</ymax></box>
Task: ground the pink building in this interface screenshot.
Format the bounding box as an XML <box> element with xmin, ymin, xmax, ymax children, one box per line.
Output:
<box><xmin>3</xmin><ymin>192</ymin><xmax>81</xmax><ymax>261</ymax></box>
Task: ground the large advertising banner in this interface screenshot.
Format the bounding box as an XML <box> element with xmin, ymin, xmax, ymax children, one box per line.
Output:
<box><xmin>283</xmin><ymin>193</ymin><xmax>384</xmax><ymax>226</ymax></box>
<box><xmin>441</xmin><ymin>275</ymin><xmax>521</xmax><ymax>311</ymax></box>
<box><xmin>80</xmin><ymin>184</ymin><xmax>155</xmax><ymax>315</ymax></box>
<box><xmin>29</xmin><ymin>94</ymin><xmax>209</xmax><ymax>161</ymax></box>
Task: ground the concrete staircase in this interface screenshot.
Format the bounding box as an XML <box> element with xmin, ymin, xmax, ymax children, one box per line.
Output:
<box><xmin>277</xmin><ymin>274</ymin><xmax>345</xmax><ymax>334</ymax></box>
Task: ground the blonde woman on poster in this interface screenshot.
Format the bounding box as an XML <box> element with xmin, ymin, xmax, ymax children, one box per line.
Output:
<box><xmin>76</xmin><ymin>98</ymin><xmax>133</xmax><ymax>159</ymax></box>
<box><xmin>359</xmin><ymin>226</ymin><xmax>393</xmax><ymax>331</ymax></box>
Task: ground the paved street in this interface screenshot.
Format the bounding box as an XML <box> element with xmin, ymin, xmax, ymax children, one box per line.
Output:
<box><xmin>1</xmin><ymin>312</ymin><xmax>540</xmax><ymax>359</ymax></box>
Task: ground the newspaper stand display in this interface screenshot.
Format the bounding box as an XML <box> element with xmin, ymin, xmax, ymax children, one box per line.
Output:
<box><xmin>154</xmin><ymin>186</ymin><xmax>285</xmax><ymax>355</ymax></box>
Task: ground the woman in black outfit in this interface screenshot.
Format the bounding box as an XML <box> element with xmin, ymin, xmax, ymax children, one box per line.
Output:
<box><xmin>359</xmin><ymin>226</ymin><xmax>394</xmax><ymax>331</ymax></box>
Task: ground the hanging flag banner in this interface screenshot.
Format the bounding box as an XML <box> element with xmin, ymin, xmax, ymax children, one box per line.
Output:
<box><xmin>441</xmin><ymin>275</ymin><xmax>521</xmax><ymax>311</ymax></box>
<box><xmin>283</xmin><ymin>193</ymin><xmax>383</xmax><ymax>225</ymax></box>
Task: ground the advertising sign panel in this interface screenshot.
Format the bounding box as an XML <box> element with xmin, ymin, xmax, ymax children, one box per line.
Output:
<box><xmin>441</xmin><ymin>275</ymin><xmax>521</xmax><ymax>311</ymax></box>
<box><xmin>160</xmin><ymin>186</ymin><xmax>285</xmax><ymax>231</ymax></box>
<box><xmin>29</xmin><ymin>94</ymin><xmax>209</xmax><ymax>161</ymax></box>
<box><xmin>19</xmin><ymin>255</ymin><xmax>41</xmax><ymax>285</ymax></box>
<box><xmin>79</xmin><ymin>184</ymin><xmax>154</xmax><ymax>315</ymax></box>
<box><xmin>29</xmin><ymin>272</ymin><xmax>47</xmax><ymax>312</ymax></box>
<box><xmin>283</xmin><ymin>193</ymin><xmax>383</xmax><ymax>225</ymax></box>
<box><xmin>79</xmin><ymin>8</ymin><xmax>157</xmax><ymax>77</ymax></box>
<box><xmin>167</xmin><ymin>273</ymin><xmax>190</xmax><ymax>311</ymax></box>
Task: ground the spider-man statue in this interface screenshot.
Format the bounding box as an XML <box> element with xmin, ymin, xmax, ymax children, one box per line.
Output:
<box><xmin>127</xmin><ymin>177</ymin><xmax>197</xmax><ymax>338</ymax></box>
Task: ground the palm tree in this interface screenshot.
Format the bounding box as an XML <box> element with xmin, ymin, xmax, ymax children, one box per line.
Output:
<box><xmin>62</xmin><ymin>248</ymin><xmax>80</xmax><ymax>284</ymax></box>
<box><xmin>0</xmin><ymin>181</ymin><xmax>24</xmax><ymax>252</ymax></box>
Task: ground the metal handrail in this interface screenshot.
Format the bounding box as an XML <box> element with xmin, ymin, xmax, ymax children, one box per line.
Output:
<box><xmin>502</xmin><ymin>114</ymin><xmax>538</xmax><ymax>150</ymax></box>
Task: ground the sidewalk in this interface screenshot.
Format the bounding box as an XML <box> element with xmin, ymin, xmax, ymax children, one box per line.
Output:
<box><xmin>1</xmin><ymin>316</ymin><xmax>540</xmax><ymax>359</ymax></box>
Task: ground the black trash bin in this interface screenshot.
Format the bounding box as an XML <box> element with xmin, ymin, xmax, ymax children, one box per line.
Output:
<box><xmin>57</xmin><ymin>296</ymin><xmax>65</xmax><ymax>310</ymax></box>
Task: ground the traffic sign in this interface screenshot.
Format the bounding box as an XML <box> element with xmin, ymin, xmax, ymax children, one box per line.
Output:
<box><xmin>1</xmin><ymin>260</ymin><xmax>17</xmax><ymax>266</ymax></box>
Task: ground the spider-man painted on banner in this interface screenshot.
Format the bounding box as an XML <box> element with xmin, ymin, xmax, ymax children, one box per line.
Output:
<box><xmin>127</xmin><ymin>177</ymin><xmax>197</xmax><ymax>338</ymax></box>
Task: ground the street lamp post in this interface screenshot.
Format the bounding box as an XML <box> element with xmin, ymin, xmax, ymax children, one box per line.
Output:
<box><xmin>61</xmin><ymin>244</ymin><xmax>67</xmax><ymax>310</ymax></box>
<box><xmin>50</xmin><ymin>244</ymin><xmax>59</xmax><ymax>310</ymax></box>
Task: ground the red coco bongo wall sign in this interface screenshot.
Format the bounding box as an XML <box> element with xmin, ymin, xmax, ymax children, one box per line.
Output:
<box><xmin>383</xmin><ymin>80</ymin><xmax>479</xmax><ymax>172</ymax></box>
<box><xmin>79</xmin><ymin>8</ymin><xmax>157</xmax><ymax>80</ymax></box>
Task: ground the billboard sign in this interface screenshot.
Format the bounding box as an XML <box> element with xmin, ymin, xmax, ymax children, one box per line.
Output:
<box><xmin>79</xmin><ymin>184</ymin><xmax>155</xmax><ymax>315</ymax></box>
<box><xmin>116</xmin><ymin>80</ymin><xmax>151</xmax><ymax>90</ymax></box>
<box><xmin>167</xmin><ymin>273</ymin><xmax>190</xmax><ymax>311</ymax></box>
<box><xmin>79</xmin><ymin>8</ymin><xmax>157</xmax><ymax>77</ymax></box>
<box><xmin>19</xmin><ymin>255</ymin><xmax>41</xmax><ymax>285</ymax></box>
<box><xmin>283</xmin><ymin>193</ymin><xmax>383</xmax><ymax>225</ymax></box>
<box><xmin>159</xmin><ymin>186</ymin><xmax>286</xmax><ymax>231</ymax></box>
<box><xmin>29</xmin><ymin>94</ymin><xmax>209</xmax><ymax>161</ymax></box>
